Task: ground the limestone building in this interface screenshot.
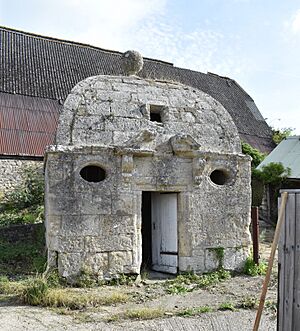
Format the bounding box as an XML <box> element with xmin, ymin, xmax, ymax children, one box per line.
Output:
<box><xmin>45</xmin><ymin>72</ymin><xmax>252</xmax><ymax>279</ymax></box>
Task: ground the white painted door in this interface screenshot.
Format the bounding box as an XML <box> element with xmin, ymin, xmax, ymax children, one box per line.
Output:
<box><xmin>151</xmin><ymin>193</ymin><xmax>178</xmax><ymax>274</ymax></box>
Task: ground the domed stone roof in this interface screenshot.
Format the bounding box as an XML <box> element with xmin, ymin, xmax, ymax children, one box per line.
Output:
<box><xmin>56</xmin><ymin>75</ymin><xmax>241</xmax><ymax>154</ymax></box>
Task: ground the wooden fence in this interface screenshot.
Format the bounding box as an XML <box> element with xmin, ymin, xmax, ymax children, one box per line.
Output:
<box><xmin>278</xmin><ymin>189</ymin><xmax>300</xmax><ymax>331</ymax></box>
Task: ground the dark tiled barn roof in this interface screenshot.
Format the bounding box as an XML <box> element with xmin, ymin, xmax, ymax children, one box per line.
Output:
<box><xmin>0</xmin><ymin>26</ymin><xmax>274</xmax><ymax>157</ymax></box>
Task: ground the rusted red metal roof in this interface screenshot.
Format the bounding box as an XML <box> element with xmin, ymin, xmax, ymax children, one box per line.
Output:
<box><xmin>0</xmin><ymin>92</ymin><xmax>60</xmax><ymax>157</ymax></box>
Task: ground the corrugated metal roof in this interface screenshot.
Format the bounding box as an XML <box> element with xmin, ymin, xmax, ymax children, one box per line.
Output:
<box><xmin>0</xmin><ymin>26</ymin><xmax>275</xmax><ymax>155</ymax></box>
<box><xmin>0</xmin><ymin>92</ymin><xmax>60</xmax><ymax>157</ymax></box>
<box><xmin>257</xmin><ymin>136</ymin><xmax>300</xmax><ymax>179</ymax></box>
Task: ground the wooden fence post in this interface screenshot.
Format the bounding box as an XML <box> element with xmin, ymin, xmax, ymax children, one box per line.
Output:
<box><xmin>251</xmin><ymin>206</ymin><xmax>259</xmax><ymax>265</ymax></box>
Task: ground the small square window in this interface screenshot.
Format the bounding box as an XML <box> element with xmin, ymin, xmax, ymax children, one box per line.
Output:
<box><xmin>149</xmin><ymin>105</ymin><xmax>164</xmax><ymax>123</ymax></box>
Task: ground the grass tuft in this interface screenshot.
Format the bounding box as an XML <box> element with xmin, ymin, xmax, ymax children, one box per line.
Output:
<box><xmin>108</xmin><ymin>307</ymin><xmax>165</xmax><ymax>321</ymax></box>
<box><xmin>22</xmin><ymin>276</ymin><xmax>48</xmax><ymax>306</ymax></box>
<box><xmin>177</xmin><ymin>306</ymin><xmax>213</xmax><ymax>317</ymax></box>
<box><xmin>219</xmin><ymin>302</ymin><xmax>236</xmax><ymax>311</ymax></box>
<box><xmin>0</xmin><ymin>274</ymin><xmax>129</xmax><ymax>309</ymax></box>
<box><xmin>44</xmin><ymin>289</ymin><xmax>129</xmax><ymax>309</ymax></box>
<box><xmin>237</xmin><ymin>295</ymin><xmax>257</xmax><ymax>309</ymax></box>
<box><xmin>0</xmin><ymin>276</ymin><xmax>27</xmax><ymax>296</ymax></box>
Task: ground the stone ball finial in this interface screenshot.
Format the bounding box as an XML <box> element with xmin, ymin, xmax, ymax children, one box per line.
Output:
<box><xmin>121</xmin><ymin>50</ymin><xmax>143</xmax><ymax>76</ymax></box>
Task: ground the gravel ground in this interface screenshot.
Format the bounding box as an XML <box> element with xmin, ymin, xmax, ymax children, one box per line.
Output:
<box><xmin>0</xmin><ymin>305</ymin><xmax>276</xmax><ymax>331</ymax></box>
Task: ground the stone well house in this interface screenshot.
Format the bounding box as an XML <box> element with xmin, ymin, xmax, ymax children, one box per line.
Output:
<box><xmin>45</xmin><ymin>74</ymin><xmax>252</xmax><ymax>279</ymax></box>
<box><xmin>0</xmin><ymin>26</ymin><xmax>274</xmax><ymax>195</ymax></box>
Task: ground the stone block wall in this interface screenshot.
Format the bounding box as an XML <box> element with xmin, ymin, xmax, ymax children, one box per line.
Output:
<box><xmin>0</xmin><ymin>223</ymin><xmax>44</xmax><ymax>243</ymax></box>
<box><xmin>46</xmin><ymin>145</ymin><xmax>251</xmax><ymax>279</ymax></box>
<box><xmin>0</xmin><ymin>158</ymin><xmax>43</xmax><ymax>195</ymax></box>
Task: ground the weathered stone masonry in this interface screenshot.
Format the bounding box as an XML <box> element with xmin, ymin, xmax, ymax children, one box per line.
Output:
<box><xmin>0</xmin><ymin>159</ymin><xmax>42</xmax><ymax>195</ymax></box>
<box><xmin>45</xmin><ymin>75</ymin><xmax>252</xmax><ymax>280</ymax></box>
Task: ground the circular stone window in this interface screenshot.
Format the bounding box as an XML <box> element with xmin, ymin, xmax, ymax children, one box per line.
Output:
<box><xmin>80</xmin><ymin>165</ymin><xmax>106</xmax><ymax>183</ymax></box>
<box><xmin>210</xmin><ymin>169</ymin><xmax>230</xmax><ymax>186</ymax></box>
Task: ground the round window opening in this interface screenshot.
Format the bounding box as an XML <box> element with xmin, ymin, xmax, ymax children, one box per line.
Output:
<box><xmin>80</xmin><ymin>165</ymin><xmax>106</xmax><ymax>183</ymax></box>
<box><xmin>210</xmin><ymin>169</ymin><xmax>229</xmax><ymax>186</ymax></box>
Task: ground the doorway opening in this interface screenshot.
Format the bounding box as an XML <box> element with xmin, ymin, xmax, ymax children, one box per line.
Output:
<box><xmin>141</xmin><ymin>191</ymin><xmax>178</xmax><ymax>275</ymax></box>
<box><xmin>141</xmin><ymin>192</ymin><xmax>152</xmax><ymax>271</ymax></box>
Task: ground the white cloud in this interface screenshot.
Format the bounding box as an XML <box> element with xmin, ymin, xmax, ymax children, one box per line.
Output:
<box><xmin>284</xmin><ymin>9</ymin><xmax>300</xmax><ymax>35</ymax></box>
<box><xmin>1</xmin><ymin>0</ymin><xmax>249</xmax><ymax>78</ymax></box>
<box><xmin>51</xmin><ymin>1</ymin><xmax>248</xmax><ymax>76</ymax></box>
<box><xmin>291</xmin><ymin>10</ymin><xmax>300</xmax><ymax>34</ymax></box>
<box><xmin>123</xmin><ymin>17</ymin><xmax>249</xmax><ymax>77</ymax></box>
<box><xmin>60</xmin><ymin>0</ymin><xmax>167</xmax><ymax>51</ymax></box>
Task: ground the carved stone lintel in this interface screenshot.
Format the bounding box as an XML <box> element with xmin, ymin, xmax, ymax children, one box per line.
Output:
<box><xmin>123</xmin><ymin>129</ymin><xmax>157</xmax><ymax>149</ymax></box>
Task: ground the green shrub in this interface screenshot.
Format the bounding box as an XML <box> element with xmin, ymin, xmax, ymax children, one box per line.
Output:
<box><xmin>243</xmin><ymin>257</ymin><xmax>267</xmax><ymax>276</ymax></box>
<box><xmin>75</xmin><ymin>268</ymin><xmax>98</xmax><ymax>288</ymax></box>
<box><xmin>241</xmin><ymin>142</ymin><xmax>265</xmax><ymax>168</ymax></box>
<box><xmin>252</xmin><ymin>162</ymin><xmax>291</xmax><ymax>186</ymax></box>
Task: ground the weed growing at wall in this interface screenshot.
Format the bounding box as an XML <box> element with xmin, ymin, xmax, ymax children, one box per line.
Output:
<box><xmin>208</xmin><ymin>247</ymin><xmax>225</xmax><ymax>269</ymax></box>
<box><xmin>164</xmin><ymin>269</ymin><xmax>231</xmax><ymax>294</ymax></box>
<box><xmin>243</xmin><ymin>257</ymin><xmax>267</xmax><ymax>276</ymax></box>
<box><xmin>0</xmin><ymin>166</ymin><xmax>44</xmax><ymax>227</ymax></box>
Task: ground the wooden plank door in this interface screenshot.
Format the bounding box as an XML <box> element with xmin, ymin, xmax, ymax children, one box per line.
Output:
<box><xmin>151</xmin><ymin>192</ymin><xmax>178</xmax><ymax>274</ymax></box>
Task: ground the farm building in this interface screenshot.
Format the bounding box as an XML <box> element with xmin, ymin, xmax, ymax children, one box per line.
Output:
<box><xmin>45</xmin><ymin>72</ymin><xmax>252</xmax><ymax>279</ymax></box>
<box><xmin>258</xmin><ymin>136</ymin><xmax>300</xmax><ymax>222</ymax></box>
<box><xmin>258</xmin><ymin>136</ymin><xmax>300</xmax><ymax>184</ymax></box>
<box><xmin>0</xmin><ymin>26</ymin><xmax>274</xmax><ymax>194</ymax></box>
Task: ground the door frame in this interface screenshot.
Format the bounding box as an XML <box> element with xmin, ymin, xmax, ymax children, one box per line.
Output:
<box><xmin>141</xmin><ymin>190</ymin><xmax>180</xmax><ymax>274</ymax></box>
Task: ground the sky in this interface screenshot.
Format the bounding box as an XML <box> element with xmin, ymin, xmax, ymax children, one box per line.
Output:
<box><xmin>0</xmin><ymin>0</ymin><xmax>300</xmax><ymax>134</ymax></box>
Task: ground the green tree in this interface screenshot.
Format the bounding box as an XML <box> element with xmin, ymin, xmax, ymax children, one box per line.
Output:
<box><xmin>241</xmin><ymin>142</ymin><xmax>266</xmax><ymax>168</ymax></box>
<box><xmin>272</xmin><ymin>127</ymin><xmax>294</xmax><ymax>145</ymax></box>
<box><xmin>252</xmin><ymin>162</ymin><xmax>291</xmax><ymax>186</ymax></box>
<box><xmin>241</xmin><ymin>143</ymin><xmax>291</xmax><ymax>212</ymax></box>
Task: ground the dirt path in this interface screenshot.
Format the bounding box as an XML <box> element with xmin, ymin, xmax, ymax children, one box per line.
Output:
<box><xmin>0</xmin><ymin>270</ymin><xmax>277</xmax><ymax>331</ymax></box>
<box><xmin>0</xmin><ymin>305</ymin><xmax>276</xmax><ymax>331</ymax></box>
